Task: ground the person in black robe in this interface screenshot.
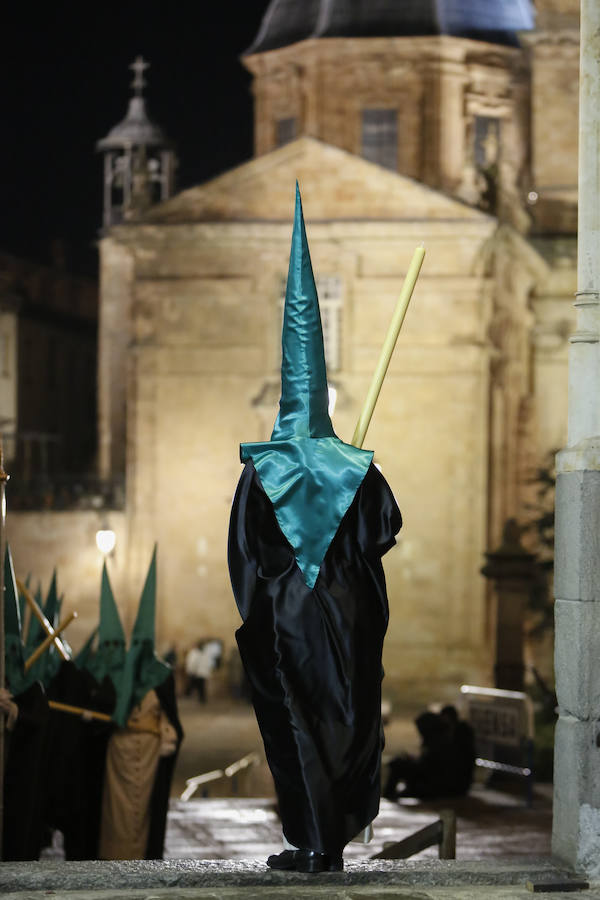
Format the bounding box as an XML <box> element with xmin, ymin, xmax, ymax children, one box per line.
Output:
<box><xmin>1</xmin><ymin>681</ymin><xmax>50</xmax><ymax>860</ymax></box>
<box><xmin>42</xmin><ymin>660</ymin><xmax>116</xmax><ymax>860</ymax></box>
<box><xmin>440</xmin><ymin>704</ymin><xmax>476</xmax><ymax>795</ymax></box>
<box><xmin>2</xmin><ymin>546</ymin><xmax>50</xmax><ymax>861</ymax></box>
<box><xmin>383</xmin><ymin>711</ymin><xmax>453</xmax><ymax>800</ymax></box>
<box><xmin>228</xmin><ymin>185</ymin><xmax>401</xmax><ymax>873</ymax></box>
<box><xmin>144</xmin><ymin>672</ymin><xmax>183</xmax><ymax>859</ymax></box>
<box><xmin>383</xmin><ymin>707</ymin><xmax>476</xmax><ymax>800</ymax></box>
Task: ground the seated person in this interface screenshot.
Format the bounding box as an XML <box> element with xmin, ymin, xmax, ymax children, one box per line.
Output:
<box><xmin>384</xmin><ymin>707</ymin><xmax>475</xmax><ymax>800</ymax></box>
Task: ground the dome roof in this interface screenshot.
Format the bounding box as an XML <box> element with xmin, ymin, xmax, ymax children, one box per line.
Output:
<box><xmin>246</xmin><ymin>0</ymin><xmax>536</xmax><ymax>53</ymax></box>
<box><xmin>97</xmin><ymin>97</ymin><xmax>170</xmax><ymax>150</ymax></box>
<box><xmin>97</xmin><ymin>57</ymin><xmax>172</xmax><ymax>151</ymax></box>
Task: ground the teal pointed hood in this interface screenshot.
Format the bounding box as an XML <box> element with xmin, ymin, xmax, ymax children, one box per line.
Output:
<box><xmin>240</xmin><ymin>184</ymin><xmax>373</xmax><ymax>588</ymax></box>
<box><xmin>271</xmin><ymin>182</ymin><xmax>335</xmax><ymax>442</ymax></box>
<box><xmin>85</xmin><ymin>562</ymin><xmax>126</xmax><ymax>685</ymax></box>
<box><xmin>4</xmin><ymin>546</ymin><xmax>27</xmax><ymax>695</ymax></box>
<box><xmin>112</xmin><ymin>546</ymin><xmax>171</xmax><ymax>727</ymax></box>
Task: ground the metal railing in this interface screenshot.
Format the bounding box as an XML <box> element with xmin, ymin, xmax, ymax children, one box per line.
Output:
<box><xmin>180</xmin><ymin>752</ymin><xmax>260</xmax><ymax>801</ymax></box>
<box><xmin>371</xmin><ymin>810</ymin><xmax>457</xmax><ymax>860</ymax></box>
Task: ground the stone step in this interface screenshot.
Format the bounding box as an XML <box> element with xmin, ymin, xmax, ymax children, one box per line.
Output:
<box><xmin>0</xmin><ymin>857</ymin><xmax>577</xmax><ymax>895</ymax></box>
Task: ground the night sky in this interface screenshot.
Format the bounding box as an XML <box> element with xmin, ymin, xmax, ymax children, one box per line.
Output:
<box><xmin>1</xmin><ymin>1</ymin><xmax>272</xmax><ymax>275</ymax></box>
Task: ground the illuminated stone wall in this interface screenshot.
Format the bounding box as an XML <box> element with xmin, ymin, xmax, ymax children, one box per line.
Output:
<box><xmin>90</xmin><ymin>138</ymin><xmax>575</xmax><ymax>702</ymax></box>
<box><xmin>244</xmin><ymin>36</ymin><xmax>529</xmax><ymax>223</ymax></box>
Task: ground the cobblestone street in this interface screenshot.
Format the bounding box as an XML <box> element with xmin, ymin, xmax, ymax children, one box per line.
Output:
<box><xmin>166</xmin><ymin>698</ymin><xmax>552</xmax><ymax>862</ymax></box>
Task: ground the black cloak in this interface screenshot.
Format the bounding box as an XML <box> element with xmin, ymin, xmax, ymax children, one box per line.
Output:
<box><xmin>2</xmin><ymin>682</ymin><xmax>50</xmax><ymax>860</ymax></box>
<box><xmin>145</xmin><ymin>672</ymin><xmax>184</xmax><ymax>860</ymax></box>
<box><xmin>43</xmin><ymin>661</ymin><xmax>115</xmax><ymax>860</ymax></box>
<box><xmin>228</xmin><ymin>460</ymin><xmax>401</xmax><ymax>856</ymax></box>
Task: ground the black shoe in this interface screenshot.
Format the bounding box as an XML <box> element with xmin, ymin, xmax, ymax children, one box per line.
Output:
<box><xmin>266</xmin><ymin>849</ymin><xmax>297</xmax><ymax>870</ymax></box>
<box><xmin>294</xmin><ymin>850</ymin><xmax>344</xmax><ymax>873</ymax></box>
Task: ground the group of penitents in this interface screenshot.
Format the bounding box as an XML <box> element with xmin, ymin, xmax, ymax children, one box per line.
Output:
<box><xmin>1</xmin><ymin>546</ymin><xmax>182</xmax><ymax>861</ymax></box>
<box><xmin>2</xmin><ymin>184</ymin><xmax>423</xmax><ymax>871</ymax></box>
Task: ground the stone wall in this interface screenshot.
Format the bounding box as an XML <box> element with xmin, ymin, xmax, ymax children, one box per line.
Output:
<box><xmin>6</xmin><ymin>509</ymin><xmax>128</xmax><ymax>651</ymax></box>
<box><xmin>244</xmin><ymin>36</ymin><xmax>528</xmax><ymax>219</ymax></box>
<box><xmin>101</xmin><ymin>196</ymin><xmax>503</xmax><ymax>701</ymax></box>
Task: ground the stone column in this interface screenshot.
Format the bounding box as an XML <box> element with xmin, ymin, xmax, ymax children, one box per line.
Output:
<box><xmin>437</xmin><ymin>60</ymin><xmax>466</xmax><ymax>193</ymax></box>
<box><xmin>481</xmin><ymin>519</ymin><xmax>537</xmax><ymax>692</ymax></box>
<box><xmin>552</xmin><ymin>0</ymin><xmax>600</xmax><ymax>877</ymax></box>
<box><xmin>97</xmin><ymin>237</ymin><xmax>134</xmax><ymax>481</ymax></box>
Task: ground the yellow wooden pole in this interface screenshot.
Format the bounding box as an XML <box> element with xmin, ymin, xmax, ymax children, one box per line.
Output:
<box><xmin>351</xmin><ymin>245</ymin><xmax>426</xmax><ymax>449</ymax></box>
<box><xmin>17</xmin><ymin>579</ymin><xmax>70</xmax><ymax>661</ymax></box>
<box><xmin>48</xmin><ymin>701</ymin><xmax>160</xmax><ymax>735</ymax></box>
<box><xmin>24</xmin><ymin>611</ymin><xmax>78</xmax><ymax>672</ymax></box>
<box><xmin>49</xmin><ymin>700</ymin><xmax>112</xmax><ymax>722</ymax></box>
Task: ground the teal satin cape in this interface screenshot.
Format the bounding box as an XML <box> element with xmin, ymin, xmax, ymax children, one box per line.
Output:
<box><xmin>241</xmin><ymin>184</ymin><xmax>372</xmax><ymax>589</ymax></box>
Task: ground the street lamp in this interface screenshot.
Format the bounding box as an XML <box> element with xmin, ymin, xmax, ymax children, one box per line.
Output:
<box><xmin>96</xmin><ymin>528</ymin><xmax>116</xmax><ymax>556</ymax></box>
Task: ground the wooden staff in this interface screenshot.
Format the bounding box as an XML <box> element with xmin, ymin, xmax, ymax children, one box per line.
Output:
<box><xmin>24</xmin><ymin>611</ymin><xmax>78</xmax><ymax>672</ymax></box>
<box><xmin>16</xmin><ymin>579</ymin><xmax>70</xmax><ymax>661</ymax></box>
<box><xmin>351</xmin><ymin>245</ymin><xmax>426</xmax><ymax>449</ymax></box>
<box><xmin>49</xmin><ymin>700</ymin><xmax>112</xmax><ymax>722</ymax></box>
<box><xmin>0</xmin><ymin>435</ymin><xmax>8</xmax><ymax>860</ymax></box>
<box><xmin>48</xmin><ymin>701</ymin><xmax>160</xmax><ymax>735</ymax></box>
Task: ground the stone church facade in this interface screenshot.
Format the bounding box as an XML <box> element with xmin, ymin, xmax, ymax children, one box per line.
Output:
<box><xmin>11</xmin><ymin>0</ymin><xmax>579</xmax><ymax>703</ymax></box>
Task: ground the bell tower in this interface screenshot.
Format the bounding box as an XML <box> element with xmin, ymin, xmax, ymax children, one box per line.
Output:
<box><xmin>97</xmin><ymin>57</ymin><xmax>176</xmax><ymax>229</ymax></box>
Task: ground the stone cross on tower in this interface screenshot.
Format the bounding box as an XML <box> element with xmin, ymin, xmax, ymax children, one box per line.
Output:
<box><xmin>130</xmin><ymin>56</ymin><xmax>149</xmax><ymax>96</ymax></box>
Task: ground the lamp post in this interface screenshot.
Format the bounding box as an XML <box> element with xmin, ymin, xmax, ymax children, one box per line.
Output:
<box><xmin>96</xmin><ymin>528</ymin><xmax>117</xmax><ymax>557</ymax></box>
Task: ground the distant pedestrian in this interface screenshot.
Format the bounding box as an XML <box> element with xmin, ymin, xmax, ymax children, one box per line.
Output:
<box><xmin>185</xmin><ymin>641</ymin><xmax>212</xmax><ymax>702</ymax></box>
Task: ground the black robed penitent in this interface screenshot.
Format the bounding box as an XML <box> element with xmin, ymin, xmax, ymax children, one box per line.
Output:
<box><xmin>229</xmin><ymin>460</ymin><xmax>401</xmax><ymax>855</ymax></box>
<box><xmin>229</xmin><ymin>186</ymin><xmax>402</xmax><ymax>859</ymax></box>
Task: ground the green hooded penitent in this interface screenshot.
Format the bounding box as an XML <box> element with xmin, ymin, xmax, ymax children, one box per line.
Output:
<box><xmin>74</xmin><ymin>627</ymin><xmax>98</xmax><ymax>670</ymax></box>
<box><xmin>42</xmin><ymin>570</ymin><xmax>59</xmax><ymax>626</ymax></box>
<box><xmin>85</xmin><ymin>562</ymin><xmax>126</xmax><ymax>686</ymax></box>
<box><xmin>22</xmin><ymin>576</ymin><xmax>58</xmax><ymax>687</ymax></box>
<box><xmin>4</xmin><ymin>546</ymin><xmax>28</xmax><ymax>696</ymax></box>
<box><xmin>17</xmin><ymin>574</ymin><xmax>30</xmax><ymax>629</ymax></box>
<box><xmin>240</xmin><ymin>183</ymin><xmax>373</xmax><ymax>588</ymax></box>
<box><xmin>24</xmin><ymin>584</ymin><xmax>44</xmax><ymax>655</ymax></box>
<box><xmin>40</xmin><ymin>571</ymin><xmax>65</xmax><ymax>685</ymax></box>
<box><xmin>112</xmin><ymin>546</ymin><xmax>171</xmax><ymax>728</ymax></box>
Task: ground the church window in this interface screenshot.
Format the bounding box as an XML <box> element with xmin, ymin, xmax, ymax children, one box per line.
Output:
<box><xmin>278</xmin><ymin>275</ymin><xmax>342</xmax><ymax>372</ymax></box>
<box><xmin>474</xmin><ymin>116</ymin><xmax>501</xmax><ymax>169</ymax></box>
<box><xmin>361</xmin><ymin>109</ymin><xmax>398</xmax><ymax>171</ymax></box>
<box><xmin>276</xmin><ymin>117</ymin><xmax>297</xmax><ymax>147</ymax></box>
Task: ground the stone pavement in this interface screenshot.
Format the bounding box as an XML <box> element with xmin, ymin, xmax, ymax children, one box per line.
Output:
<box><xmin>164</xmin><ymin>791</ymin><xmax>553</xmax><ymax>861</ymax></box>
<box><xmin>168</xmin><ymin>697</ymin><xmax>553</xmax><ymax>862</ymax></box>
<box><xmin>4</xmin><ymin>699</ymin><xmax>594</xmax><ymax>899</ymax></box>
<box><xmin>1</xmin><ymin>859</ymin><xmax>596</xmax><ymax>900</ymax></box>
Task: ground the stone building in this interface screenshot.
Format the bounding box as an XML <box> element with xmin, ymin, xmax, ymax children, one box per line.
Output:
<box><xmin>11</xmin><ymin>0</ymin><xmax>580</xmax><ymax>702</ymax></box>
